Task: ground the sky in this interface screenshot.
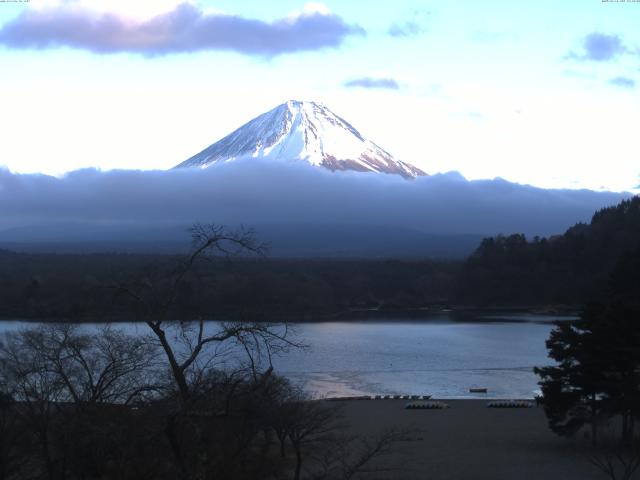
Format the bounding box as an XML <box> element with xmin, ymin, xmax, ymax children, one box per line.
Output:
<box><xmin>0</xmin><ymin>0</ymin><xmax>639</xmax><ymax>192</ymax></box>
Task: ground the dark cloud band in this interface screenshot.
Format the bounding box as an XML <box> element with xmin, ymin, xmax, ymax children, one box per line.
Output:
<box><xmin>0</xmin><ymin>2</ymin><xmax>365</xmax><ymax>56</ymax></box>
<box><xmin>0</xmin><ymin>161</ymin><xmax>628</xmax><ymax>239</ymax></box>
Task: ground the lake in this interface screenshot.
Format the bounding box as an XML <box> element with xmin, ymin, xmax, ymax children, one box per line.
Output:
<box><xmin>0</xmin><ymin>312</ymin><xmax>572</xmax><ymax>399</ymax></box>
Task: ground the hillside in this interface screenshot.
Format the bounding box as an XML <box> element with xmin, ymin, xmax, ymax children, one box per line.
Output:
<box><xmin>455</xmin><ymin>196</ymin><xmax>640</xmax><ymax>306</ymax></box>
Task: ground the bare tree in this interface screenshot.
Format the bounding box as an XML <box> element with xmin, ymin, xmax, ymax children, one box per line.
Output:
<box><xmin>263</xmin><ymin>382</ymin><xmax>411</xmax><ymax>480</ymax></box>
<box><xmin>288</xmin><ymin>399</ymin><xmax>341</xmax><ymax>480</ymax></box>
<box><xmin>112</xmin><ymin>224</ymin><xmax>302</xmax><ymax>406</ymax></box>
<box><xmin>1</xmin><ymin>329</ymin><xmax>68</xmax><ymax>480</ymax></box>
<box><xmin>0</xmin><ymin>388</ymin><xmax>25</xmax><ymax>480</ymax></box>
<box><xmin>53</xmin><ymin>325</ymin><xmax>157</xmax><ymax>406</ymax></box>
<box><xmin>312</xmin><ymin>428</ymin><xmax>412</xmax><ymax>480</ymax></box>
<box><xmin>591</xmin><ymin>450</ymin><xmax>640</xmax><ymax>480</ymax></box>
<box><xmin>106</xmin><ymin>224</ymin><xmax>308</xmax><ymax>480</ymax></box>
<box><xmin>0</xmin><ymin>324</ymin><xmax>161</xmax><ymax>480</ymax></box>
<box><xmin>589</xmin><ymin>426</ymin><xmax>640</xmax><ymax>480</ymax></box>
<box><xmin>3</xmin><ymin>324</ymin><xmax>159</xmax><ymax>407</ymax></box>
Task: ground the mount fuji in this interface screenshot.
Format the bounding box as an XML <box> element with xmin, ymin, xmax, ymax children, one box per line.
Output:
<box><xmin>174</xmin><ymin>100</ymin><xmax>427</xmax><ymax>179</ymax></box>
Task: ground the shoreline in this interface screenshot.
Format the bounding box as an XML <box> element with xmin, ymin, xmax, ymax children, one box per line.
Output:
<box><xmin>324</xmin><ymin>395</ymin><xmax>540</xmax><ymax>402</ymax></box>
<box><xmin>0</xmin><ymin>305</ymin><xmax>580</xmax><ymax>324</ymax></box>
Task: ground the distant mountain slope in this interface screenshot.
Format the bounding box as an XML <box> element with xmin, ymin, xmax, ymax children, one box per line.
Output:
<box><xmin>0</xmin><ymin>222</ymin><xmax>482</xmax><ymax>259</ymax></box>
<box><xmin>456</xmin><ymin>196</ymin><xmax>640</xmax><ymax>306</ymax></box>
<box><xmin>174</xmin><ymin>100</ymin><xmax>426</xmax><ymax>178</ymax></box>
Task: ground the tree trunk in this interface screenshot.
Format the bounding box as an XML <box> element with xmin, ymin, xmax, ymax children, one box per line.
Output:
<box><xmin>34</xmin><ymin>423</ymin><xmax>56</xmax><ymax>480</ymax></box>
<box><xmin>293</xmin><ymin>445</ymin><xmax>302</xmax><ymax>480</ymax></box>
<box><xmin>165</xmin><ymin>414</ymin><xmax>189</xmax><ymax>480</ymax></box>
<box><xmin>279</xmin><ymin>436</ymin><xmax>286</xmax><ymax>458</ymax></box>
<box><xmin>622</xmin><ymin>411</ymin><xmax>632</xmax><ymax>447</ymax></box>
<box><xmin>149</xmin><ymin>323</ymin><xmax>191</xmax><ymax>404</ymax></box>
<box><xmin>591</xmin><ymin>394</ymin><xmax>598</xmax><ymax>446</ymax></box>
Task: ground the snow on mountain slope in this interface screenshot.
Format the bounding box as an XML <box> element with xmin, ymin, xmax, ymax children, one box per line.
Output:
<box><xmin>174</xmin><ymin>100</ymin><xmax>427</xmax><ymax>179</ymax></box>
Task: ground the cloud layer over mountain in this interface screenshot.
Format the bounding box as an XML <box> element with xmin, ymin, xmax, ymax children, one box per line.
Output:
<box><xmin>0</xmin><ymin>161</ymin><xmax>629</xmax><ymax>244</ymax></box>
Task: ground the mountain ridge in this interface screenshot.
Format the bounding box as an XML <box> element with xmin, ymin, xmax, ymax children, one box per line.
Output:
<box><xmin>175</xmin><ymin>100</ymin><xmax>427</xmax><ymax>179</ymax></box>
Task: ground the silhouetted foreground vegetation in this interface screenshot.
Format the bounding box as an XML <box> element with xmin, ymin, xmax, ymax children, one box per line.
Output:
<box><xmin>457</xmin><ymin>196</ymin><xmax>640</xmax><ymax>306</ymax></box>
<box><xmin>0</xmin><ymin>324</ymin><xmax>407</xmax><ymax>480</ymax></box>
<box><xmin>535</xmin><ymin>248</ymin><xmax>640</xmax><ymax>479</ymax></box>
<box><xmin>0</xmin><ymin>225</ymin><xmax>409</xmax><ymax>480</ymax></box>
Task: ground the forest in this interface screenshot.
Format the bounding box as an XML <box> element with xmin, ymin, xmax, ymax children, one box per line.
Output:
<box><xmin>0</xmin><ymin>251</ymin><xmax>458</xmax><ymax>322</ymax></box>
<box><xmin>456</xmin><ymin>196</ymin><xmax>640</xmax><ymax>306</ymax></box>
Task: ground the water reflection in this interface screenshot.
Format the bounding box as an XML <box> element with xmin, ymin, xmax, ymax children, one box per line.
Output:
<box><xmin>0</xmin><ymin>311</ymin><xmax>572</xmax><ymax>398</ymax></box>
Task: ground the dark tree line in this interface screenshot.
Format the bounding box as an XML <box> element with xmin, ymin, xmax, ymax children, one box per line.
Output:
<box><xmin>0</xmin><ymin>248</ymin><xmax>458</xmax><ymax>322</ymax></box>
<box><xmin>457</xmin><ymin>196</ymin><xmax>640</xmax><ymax>306</ymax></box>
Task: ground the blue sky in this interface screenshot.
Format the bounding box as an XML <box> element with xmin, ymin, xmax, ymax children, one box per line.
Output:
<box><xmin>0</xmin><ymin>0</ymin><xmax>638</xmax><ymax>192</ymax></box>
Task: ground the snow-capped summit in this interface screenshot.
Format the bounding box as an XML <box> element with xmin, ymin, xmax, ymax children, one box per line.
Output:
<box><xmin>174</xmin><ymin>100</ymin><xmax>427</xmax><ymax>179</ymax></box>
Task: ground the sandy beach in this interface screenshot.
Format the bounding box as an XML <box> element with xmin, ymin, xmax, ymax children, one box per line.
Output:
<box><xmin>335</xmin><ymin>399</ymin><xmax>604</xmax><ymax>480</ymax></box>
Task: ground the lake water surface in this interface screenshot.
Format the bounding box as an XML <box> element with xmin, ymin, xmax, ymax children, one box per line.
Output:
<box><xmin>0</xmin><ymin>312</ymin><xmax>572</xmax><ymax>399</ymax></box>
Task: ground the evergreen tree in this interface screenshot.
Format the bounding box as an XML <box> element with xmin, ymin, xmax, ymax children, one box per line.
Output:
<box><xmin>534</xmin><ymin>304</ymin><xmax>609</xmax><ymax>442</ymax></box>
<box><xmin>535</xmin><ymin>249</ymin><xmax>640</xmax><ymax>445</ymax></box>
<box><xmin>457</xmin><ymin>196</ymin><xmax>640</xmax><ymax>306</ymax></box>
